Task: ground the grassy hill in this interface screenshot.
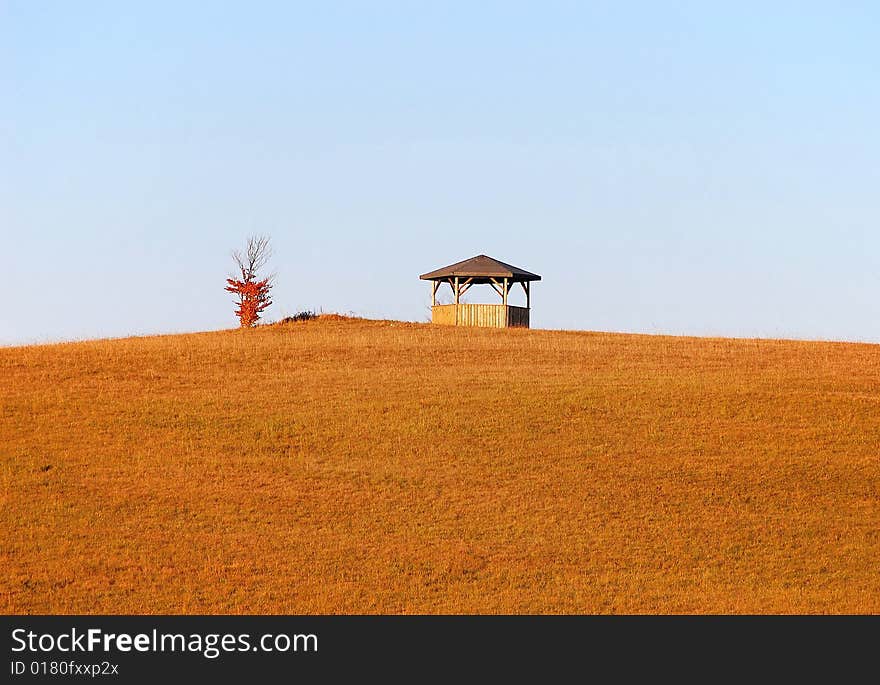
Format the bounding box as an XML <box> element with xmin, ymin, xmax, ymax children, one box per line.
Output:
<box><xmin>2</xmin><ymin>317</ymin><xmax>878</xmax><ymax>613</ymax></box>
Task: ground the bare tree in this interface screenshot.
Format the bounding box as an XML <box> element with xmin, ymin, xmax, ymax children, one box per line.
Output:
<box><xmin>231</xmin><ymin>235</ymin><xmax>273</xmax><ymax>283</ymax></box>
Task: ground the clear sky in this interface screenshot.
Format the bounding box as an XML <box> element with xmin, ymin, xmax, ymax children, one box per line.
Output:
<box><xmin>3</xmin><ymin>1</ymin><xmax>879</xmax><ymax>345</ymax></box>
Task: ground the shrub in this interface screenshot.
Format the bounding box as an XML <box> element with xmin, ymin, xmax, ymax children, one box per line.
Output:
<box><xmin>281</xmin><ymin>311</ymin><xmax>317</xmax><ymax>324</ymax></box>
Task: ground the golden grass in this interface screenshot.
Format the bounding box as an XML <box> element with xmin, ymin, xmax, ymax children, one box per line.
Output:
<box><xmin>2</xmin><ymin>316</ymin><xmax>879</xmax><ymax>613</ymax></box>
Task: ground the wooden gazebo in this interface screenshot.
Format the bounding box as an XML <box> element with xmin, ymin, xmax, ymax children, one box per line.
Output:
<box><xmin>420</xmin><ymin>254</ymin><xmax>541</xmax><ymax>328</ymax></box>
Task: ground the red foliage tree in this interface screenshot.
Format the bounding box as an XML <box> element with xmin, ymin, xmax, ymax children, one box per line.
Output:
<box><xmin>225</xmin><ymin>276</ymin><xmax>272</xmax><ymax>328</ymax></box>
<box><xmin>226</xmin><ymin>235</ymin><xmax>274</xmax><ymax>328</ymax></box>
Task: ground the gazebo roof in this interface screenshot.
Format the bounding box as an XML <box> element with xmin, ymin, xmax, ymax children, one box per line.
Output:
<box><xmin>419</xmin><ymin>254</ymin><xmax>541</xmax><ymax>282</ymax></box>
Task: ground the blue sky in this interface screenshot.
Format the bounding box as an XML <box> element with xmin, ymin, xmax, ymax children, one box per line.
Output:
<box><xmin>3</xmin><ymin>1</ymin><xmax>879</xmax><ymax>344</ymax></box>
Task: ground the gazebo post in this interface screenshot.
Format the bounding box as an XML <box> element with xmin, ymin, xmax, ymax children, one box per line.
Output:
<box><xmin>502</xmin><ymin>278</ymin><xmax>508</xmax><ymax>306</ymax></box>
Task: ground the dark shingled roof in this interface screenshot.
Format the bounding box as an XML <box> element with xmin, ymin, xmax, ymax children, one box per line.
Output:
<box><xmin>420</xmin><ymin>255</ymin><xmax>541</xmax><ymax>282</ymax></box>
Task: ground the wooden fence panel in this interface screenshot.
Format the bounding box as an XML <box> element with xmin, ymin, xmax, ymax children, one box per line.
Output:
<box><xmin>431</xmin><ymin>304</ymin><xmax>530</xmax><ymax>328</ymax></box>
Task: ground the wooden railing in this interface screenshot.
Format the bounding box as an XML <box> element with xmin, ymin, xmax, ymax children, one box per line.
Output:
<box><xmin>431</xmin><ymin>304</ymin><xmax>530</xmax><ymax>328</ymax></box>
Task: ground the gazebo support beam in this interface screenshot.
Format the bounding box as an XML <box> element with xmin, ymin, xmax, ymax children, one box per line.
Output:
<box><xmin>488</xmin><ymin>278</ymin><xmax>504</xmax><ymax>299</ymax></box>
<box><xmin>429</xmin><ymin>277</ymin><xmax>528</xmax><ymax>308</ymax></box>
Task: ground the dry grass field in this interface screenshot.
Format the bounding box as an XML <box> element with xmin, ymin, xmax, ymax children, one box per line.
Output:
<box><xmin>2</xmin><ymin>316</ymin><xmax>878</xmax><ymax>614</ymax></box>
